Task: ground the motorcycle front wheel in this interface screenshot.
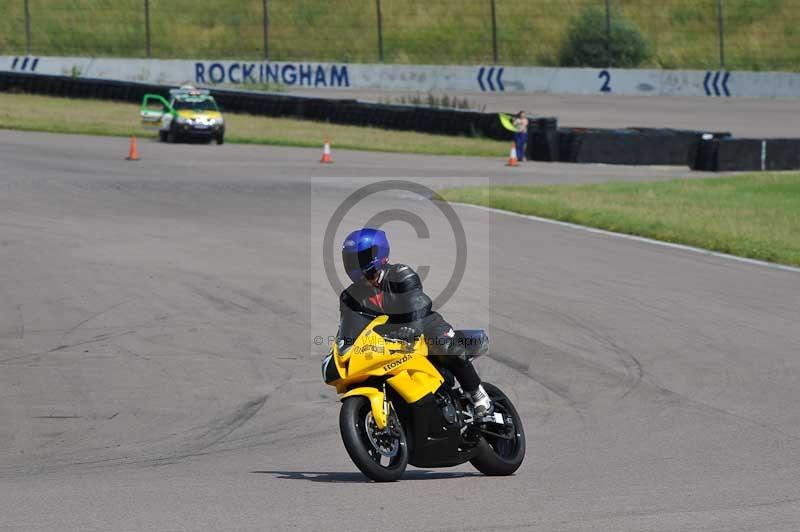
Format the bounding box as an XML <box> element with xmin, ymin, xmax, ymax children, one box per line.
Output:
<box><xmin>339</xmin><ymin>396</ymin><xmax>409</xmax><ymax>482</ymax></box>
<box><xmin>470</xmin><ymin>382</ymin><xmax>526</xmax><ymax>476</ymax></box>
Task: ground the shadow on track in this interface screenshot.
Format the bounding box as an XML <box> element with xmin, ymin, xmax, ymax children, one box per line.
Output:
<box><xmin>251</xmin><ymin>470</ymin><xmax>481</xmax><ymax>483</ymax></box>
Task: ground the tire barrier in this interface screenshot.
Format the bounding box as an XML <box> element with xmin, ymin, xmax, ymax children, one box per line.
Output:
<box><xmin>691</xmin><ymin>138</ymin><xmax>800</xmax><ymax>172</ymax></box>
<box><xmin>527</xmin><ymin>117</ymin><xmax>559</xmax><ymax>162</ymax></box>
<box><xmin>553</xmin><ymin>128</ymin><xmax>732</xmax><ymax>167</ymax></box>
<box><xmin>0</xmin><ymin>71</ymin><xmax>510</xmax><ymax>140</ymax></box>
<box><xmin>524</xmin><ymin>125</ymin><xmax>740</xmax><ymax>168</ymax></box>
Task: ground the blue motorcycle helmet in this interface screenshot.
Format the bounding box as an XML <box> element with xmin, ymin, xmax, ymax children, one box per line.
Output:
<box><xmin>342</xmin><ymin>228</ymin><xmax>390</xmax><ymax>283</ymax></box>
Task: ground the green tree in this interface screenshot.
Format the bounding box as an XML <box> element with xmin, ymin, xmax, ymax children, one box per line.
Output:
<box><xmin>559</xmin><ymin>6</ymin><xmax>651</xmax><ymax>68</ymax></box>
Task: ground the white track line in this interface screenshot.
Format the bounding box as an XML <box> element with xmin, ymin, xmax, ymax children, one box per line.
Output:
<box><xmin>453</xmin><ymin>202</ymin><xmax>800</xmax><ymax>275</ymax></box>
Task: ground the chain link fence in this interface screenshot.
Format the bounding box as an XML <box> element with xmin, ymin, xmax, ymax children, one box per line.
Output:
<box><xmin>1</xmin><ymin>0</ymin><xmax>797</xmax><ymax>71</ymax></box>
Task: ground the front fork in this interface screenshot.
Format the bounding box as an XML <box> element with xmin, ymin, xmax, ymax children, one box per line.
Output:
<box><xmin>340</xmin><ymin>382</ymin><xmax>401</xmax><ymax>433</ymax></box>
<box><xmin>382</xmin><ymin>382</ymin><xmax>389</xmax><ymax>424</ymax></box>
<box><xmin>381</xmin><ymin>383</ymin><xmax>403</xmax><ymax>437</ymax></box>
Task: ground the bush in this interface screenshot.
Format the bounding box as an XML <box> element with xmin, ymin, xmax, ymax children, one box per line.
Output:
<box><xmin>558</xmin><ymin>6</ymin><xmax>651</xmax><ymax>68</ymax></box>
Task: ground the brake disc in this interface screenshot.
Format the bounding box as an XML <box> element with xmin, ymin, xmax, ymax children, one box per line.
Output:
<box><xmin>365</xmin><ymin>411</ymin><xmax>399</xmax><ymax>458</ymax></box>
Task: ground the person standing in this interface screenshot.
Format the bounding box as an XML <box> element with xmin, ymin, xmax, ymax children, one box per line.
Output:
<box><xmin>513</xmin><ymin>111</ymin><xmax>529</xmax><ymax>162</ymax></box>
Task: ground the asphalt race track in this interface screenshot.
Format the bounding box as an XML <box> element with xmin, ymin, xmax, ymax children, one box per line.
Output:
<box><xmin>1</xmin><ymin>130</ymin><xmax>799</xmax><ymax>532</ymax></box>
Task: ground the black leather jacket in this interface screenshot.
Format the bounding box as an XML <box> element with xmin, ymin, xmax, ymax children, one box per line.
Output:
<box><xmin>338</xmin><ymin>263</ymin><xmax>431</xmax><ymax>349</ymax></box>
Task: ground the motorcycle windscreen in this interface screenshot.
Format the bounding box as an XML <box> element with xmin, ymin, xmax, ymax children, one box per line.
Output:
<box><xmin>337</xmin><ymin>309</ymin><xmax>374</xmax><ymax>355</ymax></box>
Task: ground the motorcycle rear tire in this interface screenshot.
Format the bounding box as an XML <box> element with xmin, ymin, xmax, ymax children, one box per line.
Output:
<box><xmin>470</xmin><ymin>382</ymin><xmax>526</xmax><ymax>476</ymax></box>
<box><xmin>340</xmin><ymin>396</ymin><xmax>409</xmax><ymax>482</ymax></box>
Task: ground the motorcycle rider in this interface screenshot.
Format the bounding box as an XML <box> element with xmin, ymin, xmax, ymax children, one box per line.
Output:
<box><xmin>336</xmin><ymin>227</ymin><xmax>492</xmax><ymax>417</ymax></box>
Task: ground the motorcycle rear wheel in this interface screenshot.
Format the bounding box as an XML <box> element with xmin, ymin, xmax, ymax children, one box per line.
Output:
<box><xmin>339</xmin><ymin>396</ymin><xmax>409</xmax><ymax>482</ymax></box>
<box><xmin>470</xmin><ymin>382</ymin><xmax>526</xmax><ymax>476</ymax></box>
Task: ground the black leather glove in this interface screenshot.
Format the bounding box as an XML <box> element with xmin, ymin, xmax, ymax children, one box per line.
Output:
<box><xmin>395</xmin><ymin>326</ymin><xmax>419</xmax><ymax>345</ymax></box>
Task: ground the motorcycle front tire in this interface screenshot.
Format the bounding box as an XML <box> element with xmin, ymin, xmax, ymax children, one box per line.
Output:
<box><xmin>339</xmin><ymin>396</ymin><xmax>409</xmax><ymax>482</ymax></box>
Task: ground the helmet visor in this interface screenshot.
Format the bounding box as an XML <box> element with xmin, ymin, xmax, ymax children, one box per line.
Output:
<box><xmin>343</xmin><ymin>246</ymin><xmax>379</xmax><ymax>278</ymax></box>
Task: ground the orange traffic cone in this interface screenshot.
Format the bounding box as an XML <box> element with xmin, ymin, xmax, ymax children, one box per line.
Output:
<box><xmin>126</xmin><ymin>136</ymin><xmax>139</xmax><ymax>161</ymax></box>
<box><xmin>320</xmin><ymin>138</ymin><xmax>333</xmax><ymax>164</ymax></box>
<box><xmin>506</xmin><ymin>142</ymin><xmax>518</xmax><ymax>167</ymax></box>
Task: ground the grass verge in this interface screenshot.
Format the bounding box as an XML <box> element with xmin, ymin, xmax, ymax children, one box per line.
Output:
<box><xmin>441</xmin><ymin>174</ymin><xmax>800</xmax><ymax>267</ymax></box>
<box><xmin>1</xmin><ymin>0</ymin><xmax>797</xmax><ymax>70</ymax></box>
<box><xmin>0</xmin><ymin>93</ymin><xmax>508</xmax><ymax>157</ymax></box>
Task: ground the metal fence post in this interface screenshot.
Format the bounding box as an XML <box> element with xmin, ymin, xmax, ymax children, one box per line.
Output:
<box><xmin>376</xmin><ymin>0</ymin><xmax>384</xmax><ymax>62</ymax></box>
<box><xmin>24</xmin><ymin>0</ymin><xmax>31</xmax><ymax>54</ymax></box>
<box><xmin>490</xmin><ymin>0</ymin><xmax>498</xmax><ymax>64</ymax></box>
<box><xmin>605</xmin><ymin>0</ymin><xmax>612</xmax><ymax>67</ymax></box>
<box><xmin>144</xmin><ymin>0</ymin><xmax>151</xmax><ymax>58</ymax></box>
<box><xmin>268</xmin><ymin>0</ymin><xmax>269</xmax><ymax>59</ymax></box>
<box><xmin>717</xmin><ymin>0</ymin><xmax>725</xmax><ymax>70</ymax></box>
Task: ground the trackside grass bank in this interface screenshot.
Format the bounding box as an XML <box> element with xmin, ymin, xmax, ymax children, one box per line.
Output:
<box><xmin>0</xmin><ymin>93</ymin><xmax>508</xmax><ymax>157</ymax></box>
<box><xmin>441</xmin><ymin>175</ymin><xmax>800</xmax><ymax>267</ymax></box>
<box><xmin>0</xmin><ymin>0</ymin><xmax>798</xmax><ymax>70</ymax></box>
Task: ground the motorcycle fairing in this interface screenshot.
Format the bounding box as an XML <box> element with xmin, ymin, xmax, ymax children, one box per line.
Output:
<box><xmin>331</xmin><ymin>315</ymin><xmax>445</xmax><ymax>429</ymax></box>
<box><xmin>402</xmin><ymin>391</ymin><xmax>482</xmax><ymax>468</ymax></box>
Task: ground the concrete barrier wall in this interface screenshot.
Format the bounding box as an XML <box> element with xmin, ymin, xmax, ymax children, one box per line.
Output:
<box><xmin>4</xmin><ymin>55</ymin><xmax>800</xmax><ymax>99</ymax></box>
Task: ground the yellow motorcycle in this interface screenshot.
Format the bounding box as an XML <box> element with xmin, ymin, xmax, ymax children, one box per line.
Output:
<box><xmin>322</xmin><ymin>315</ymin><xmax>525</xmax><ymax>481</ymax></box>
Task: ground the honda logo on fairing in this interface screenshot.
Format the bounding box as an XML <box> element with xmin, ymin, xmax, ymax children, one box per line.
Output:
<box><xmin>383</xmin><ymin>354</ymin><xmax>412</xmax><ymax>372</ymax></box>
